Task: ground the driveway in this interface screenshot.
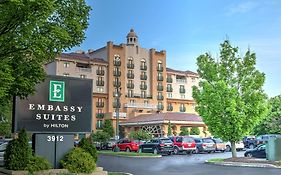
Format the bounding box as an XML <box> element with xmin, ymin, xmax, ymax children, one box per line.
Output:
<box><xmin>97</xmin><ymin>151</ymin><xmax>281</xmax><ymax>175</ymax></box>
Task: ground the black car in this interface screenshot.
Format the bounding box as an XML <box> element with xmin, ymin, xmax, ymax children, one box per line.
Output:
<box><xmin>138</xmin><ymin>138</ymin><xmax>173</xmax><ymax>155</ymax></box>
<box><xmin>244</xmin><ymin>144</ymin><xmax>266</xmax><ymax>158</ymax></box>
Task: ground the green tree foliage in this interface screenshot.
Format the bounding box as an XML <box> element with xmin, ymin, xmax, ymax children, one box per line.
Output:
<box><xmin>190</xmin><ymin>127</ymin><xmax>200</xmax><ymax>135</ymax></box>
<box><xmin>0</xmin><ymin>0</ymin><xmax>90</xmax><ymax>103</ymax></box>
<box><xmin>179</xmin><ymin>127</ymin><xmax>190</xmax><ymax>136</ymax></box>
<box><xmin>78</xmin><ymin>138</ymin><xmax>98</xmax><ymax>162</ymax></box>
<box><xmin>167</xmin><ymin>121</ymin><xmax>172</xmax><ymax>136</ymax></box>
<box><xmin>92</xmin><ymin>131</ymin><xmax>110</xmax><ymax>148</ymax></box>
<box><xmin>193</xmin><ymin>40</ymin><xmax>268</xmax><ymax>158</ymax></box>
<box><xmin>26</xmin><ymin>156</ymin><xmax>51</xmax><ymax>174</ymax></box>
<box><xmin>4</xmin><ymin>129</ymin><xmax>33</xmax><ymax>170</ymax></box>
<box><xmin>103</xmin><ymin>119</ymin><xmax>114</xmax><ymax>137</ymax></box>
<box><xmin>253</xmin><ymin>95</ymin><xmax>281</xmax><ymax>135</ymax></box>
<box><xmin>60</xmin><ymin>147</ymin><xmax>96</xmax><ymax>174</ymax></box>
<box><xmin>129</xmin><ymin>130</ymin><xmax>152</xmax><ymax>141</ymax></box>
<box><xmin>0</xmin><ymin>100</ymin><xmax>12</xmax><ymax>137</ymax></box>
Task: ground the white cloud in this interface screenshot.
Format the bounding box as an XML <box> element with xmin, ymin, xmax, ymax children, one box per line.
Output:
<box><xmin>226</xmin><ymin>1</ymin><xmax>259</xmax><ymax>15</ymax></box>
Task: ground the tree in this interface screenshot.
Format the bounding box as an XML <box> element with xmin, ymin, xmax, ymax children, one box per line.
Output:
<box><xmin>103</xmin><ymin>119</ymin><xmax>114</xmax><ymax>137</ymax></box>
<box><xmin>253</xmin><ymin>95</ymin><xmax>281</xmax><ymax>135</ymax></box>
<box><xmin>179</xmin><ymin>127</ymin><xmax>190</xmax><ymax>136</ymax></box>
<box><xmin>91</xmin><ymin>131</ymin><xmax>110</xmax><ymax>149</ymax></box>
<box><xmin>190</xmin><ymin>127</ymin><xmax>200</xmax><ymax>135</ymax></box>
<box><xmin>167</xmin><ymin>121</ymin><xmax>172</xmax><ymax>136</ymax></box>
<box><xmin>0</xmin><ymin>100</ymin><xmax>12</xmax><ymax>137</ymax></box>
<box><xmin>193</xmin><ymin>40</ymin><xmax>268</xmax><ymax>158</ymax></box>
<box><xmin>129</xmin><ymin>130</ymin><xmax>152</xmax><ymax>141</ymax></box>
<box><xmin>0</xmin><ymin>0</ymin><xmax>91</xmax><ymax>104</ymax></box>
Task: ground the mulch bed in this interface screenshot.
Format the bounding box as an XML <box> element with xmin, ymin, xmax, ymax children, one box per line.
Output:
<box><xmin>224</xmin><ymin>157</ymin><xmax>281</xmax><ymax>166</ymax></box>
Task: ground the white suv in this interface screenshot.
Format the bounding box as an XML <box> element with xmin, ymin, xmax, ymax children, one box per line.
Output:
<box><xmin>225</xmin><ymin>141</ymin><xmax>244</xmax><ymax>152</ymax></box>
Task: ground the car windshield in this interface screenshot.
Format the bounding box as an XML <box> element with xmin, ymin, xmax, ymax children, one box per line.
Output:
<box><xmin>160</xmin><ymin>139</ymin><xmax>173</xmax><ymax>143</ymax></box>
<box><xmin>203</xmin><ymin>138</ymin><xmax>214</xmax><ymax>143</ymax></box>
<box><xmin>183</xmin><ymin>137</ymin><xmax>194</xmax><ymax>142</ymax></box>
<box><xmin>214</xmin><ymin>138</ymin><xmax>223</xmax><ymax>143</ymax></box>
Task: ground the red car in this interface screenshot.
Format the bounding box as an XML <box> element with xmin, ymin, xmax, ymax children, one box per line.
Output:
<box><xmin>112</xmin><ymin>138</ymin><xmax>142</xmax><ymax>152</ymax></box>
<box><xmin>169</xmin><ymin>136</ymin><xmax>196</xmax><ymax>154</ymax></box>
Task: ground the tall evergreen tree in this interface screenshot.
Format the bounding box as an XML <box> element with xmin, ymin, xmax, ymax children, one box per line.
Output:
<box><xmin>103</xmin><ymin>119</ymin><xmax>114</xmax><ymax>137</ymax></box>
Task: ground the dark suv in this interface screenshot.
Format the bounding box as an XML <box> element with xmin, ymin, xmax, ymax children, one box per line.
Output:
<box><xmin>138</xmin><ymin>138</ymin><xmax>173</xmax><ymax>155</ymax></box>
<box><xmin>244</xmin><ymin>134</ymin><xmax>281</xmax><ymax>149</ymax></box>
<box><xmin>169</xmin><ymin>136</ymin><xmax>196</xmax><ymax>154</ymax></box>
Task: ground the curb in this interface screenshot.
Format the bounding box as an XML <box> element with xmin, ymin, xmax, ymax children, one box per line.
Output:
<box><xmin>205</xmin><ymin>160</ymin><xmax>281</xmax><ymax>169</ymax></box>
<box><xmin>110</xmin><ymin>172</ymin><xmax>133</xmax><ymax>175</ymax></box>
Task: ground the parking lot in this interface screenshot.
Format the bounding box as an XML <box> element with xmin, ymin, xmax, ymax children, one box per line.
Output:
<box><xmin>97</xmin><ymin>151</ymin><xmax>281</xmax><ymax>175</ymax></box>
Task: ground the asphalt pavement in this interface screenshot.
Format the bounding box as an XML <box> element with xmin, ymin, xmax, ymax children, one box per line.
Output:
<box><xmin>97</xmin><ymin>151</ymin><xmax>281</xmax><ymax>175</ymax></box>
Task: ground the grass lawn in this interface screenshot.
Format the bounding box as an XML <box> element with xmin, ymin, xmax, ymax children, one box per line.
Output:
<box><xmin>109</xmin><ymin>172</ymin><xmax>128</xmax><ymax>175</ymax></box>
<box><xmin>207</xmin><ymin>158</ymin><xmax>224</xmax><ymax>163</ymax></box>
<box><xmin>98</xmin><ymin>150</ymin><xmax>160</xmax><ymax>157</ymax></box>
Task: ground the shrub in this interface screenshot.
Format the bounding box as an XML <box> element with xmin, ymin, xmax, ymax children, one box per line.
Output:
<box><xmin>129</xmin><ymin>130</ymin><xmax>152</xmax><ymax>141</ymax></box>
<box><xmin>4</xmin><ymin>128</ymin><xmax>33</xmax><ymax>170</ymax></box>
<box><xmin>78</xmin><ymin>138</ymin><xmax>98</xmax><ymax>162</ymax></box>
<box><xmin>179</xmin><ymin>127</ymin><xmax>190</xmax><ymax>136</ymax></box>
<box><xmin>26</xmin><ymin>155</ymin><xmax>51</xmax><ymax>174</ymax></box>
<box><xmin>60</xmin><ymin>147</ymin><xmax>96</xmax><ymax>173</ymax></box>
<box><xmin>190</xmin><ymin>127</ymin><xmax>200</xmax><ymax>135</ymax></box>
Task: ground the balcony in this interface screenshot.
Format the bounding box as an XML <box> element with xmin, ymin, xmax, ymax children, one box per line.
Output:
<box><xmin>140</xmin><ymin>84</ymin><xmax>147</xmax><ymax>90</ymax></box>
<box><xmin>157</xmin><ymin>95</ymin><xmax>164</xmax><ymax>100</ymax></box>
<box><xmin>167</xmin><ymin>77</ymin><xmax>173</xmax><ymax>83</ymax></box>
<box><xmin>140</xmin><ymin>74</ymin><xmax>147</xmax><ymax>80</ymax></box>
<box><xmin>157</xmin><ymin>76</ymin><xmax>163</xmax><ymax>81</ymax></box>
<box><xmin>127</xmin><ymin>73</ymin><xmax>134</xmax><ymax>79</ymax></box>
<box><xmin>126</xmin><ymin>93</ymin><xmax>134</xmax><ymax>98</ymax></box>
<box><xmin>140</xmin><ymin>65</ymin><xmax>147</xmax><ymax>70</ymax></box>
<box><xmin>179</xmin><ymin>88</ymin><xmax>186</xmax><ymax>93</ymax></box>
<box><xmin>76</xmin><ymin>67</ymin><xmax>92</xmax><ymax>73</ymax></box>
<box><xmin>127</xmin><ymin>63</ymin><xmax>134</xmax><ymax>69</ymax></box>
<box><xmin>157</xmin><ymin>104</ymin><xmax>164</xmax><ymax>111</ymax></box>
<box><xmin>180</xmin><ymin>106</ymin><xmax>186</xmax><ymax>112</ymax></box>
<box><xmin>114</xmin><ymin>61</ymin><xmax>121</xmax><ymax>67</ymax></box>
<box><xmin>113</xmin><ymin>102</ymin><xmax>121</xmax><ymax>108</ymax></box>
<box><xmin>167</xmin><ymin>106</ymin><xmax>173</xmax><ymax>111</ymax></box>
<box><xmin>96</xmin><ymin>113</ymin><xmax>104</xmax><ymax>119</ymax></box>
<box><xmin>96</xmin><ymin>102</ymin><xmax>104</xmax><ymax>108</ymax></box>
<box><xmin>157</xmin><ymin>66</ymin><xmax>163</xmax><ymax>72</ymax></box>
<box><xmin>167</xmin><ymin>87</ymin><xmax>173</xmax><ymax>92</ymax></box>
<box><xmin>96</xmin><ymin>80</ymin><xmax>104</xmax><ymax>86</ymax></box>
<box><xmin>125</xmin><ymin>103</ymin><xmax>157</xmax><ymax>109</ymax></box>
<box><xmin>96</xmin><ymin>69</ymin><xmax>105</xmax><ymax>75</ymax></box>
<box><xmin>157</xmin><ymin>85</ymin><xmax>163</xmax><ymax>91</ymax></box>
<box><xmin>113</xmin><ymin>81</ymin><xmax>121</xmax><ymax>87</ymax></box>
<box><xmin>127</xmin><ymin>83</ymin><xmax>134</xmax><ymax>89</ymax></box>
<box><xmin>176</xmin><ymin>79</ymin><xmax>187</xmax><ymax>83</ymax></box>
<box><xmin>113</xmin><ymin>70</ymin><xmax>121</xmax><ymax>77</ymax></box>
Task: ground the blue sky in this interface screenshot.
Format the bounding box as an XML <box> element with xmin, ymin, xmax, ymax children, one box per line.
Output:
<box><xmin>71</xmin><ymin>0</ymin><xmax>281</xmax><ymax>97</ymax></box>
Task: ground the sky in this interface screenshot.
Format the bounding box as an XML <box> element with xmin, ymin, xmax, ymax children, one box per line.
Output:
<box><xmin>71</xmin><ymin>0</ymin><xmax>281</xmax><ymax>97</ymax></box>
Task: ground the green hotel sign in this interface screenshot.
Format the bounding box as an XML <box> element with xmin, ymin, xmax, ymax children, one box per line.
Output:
<box><xmin>49</xmin><ymin>81</ymin><xmax>65</xmax><ymax>102</ymax></box>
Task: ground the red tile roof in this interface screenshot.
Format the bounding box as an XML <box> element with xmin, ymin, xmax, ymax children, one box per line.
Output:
<box><xmin>120</xmin><ymin>112</ymin><xmax>203</xmax><ymax>125</ymax></box>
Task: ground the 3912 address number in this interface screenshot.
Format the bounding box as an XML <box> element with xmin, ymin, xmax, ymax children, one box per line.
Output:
<box><xmin>47</xmin><ymin>135</ymin><xmax>64</xmax><ymax>142</ymax></box>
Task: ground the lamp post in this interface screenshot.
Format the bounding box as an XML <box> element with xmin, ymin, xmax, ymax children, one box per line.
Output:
<box><xmin>115</xmin><ymin>88</ymin><xmax>120</xmax><ymax>140</ymax></box>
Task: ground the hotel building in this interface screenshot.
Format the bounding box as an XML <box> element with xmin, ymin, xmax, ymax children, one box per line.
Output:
<box><xmin>45</xmin><ymin>29</ymin><xmax>208</xmax><ymax>137</ymax></box>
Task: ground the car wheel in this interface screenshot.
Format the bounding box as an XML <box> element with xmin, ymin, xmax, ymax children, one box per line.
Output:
<box><xmin>226</xmin><ymin>145</ymin><xmax>231</xmax><ymax>152</ymax></box>
<box><xmin>195</xmin><ymin>148</ymin><xmax>199</xmax><ymax>154</ymax></box>
<box><xmin>138</xmin><ymin>148</ymin><xmax>142</xmax><ymax>153</ymax></box>
<box><xmin>246</xmin><ymin>153</ymin><xmax>253</xmax><ymax>158</ymax></box>
<box><xmin>249</xmin><ymin>144</ymin><xmax>254</xmax><ymax>149</ymax></box>
<box><xmin>173</xmin><ymin>147</ymin><xmax>179</xmax><ymax>155</ymax></box>
<box><xmin>153</xmin><ymin>148</ymin><xmax>158</xmax><ymax>154</ymax></box>
<box><xmin>126</xmin><ymin>147</ymin><xmax>131</xmax><ymax>152</ymax></box>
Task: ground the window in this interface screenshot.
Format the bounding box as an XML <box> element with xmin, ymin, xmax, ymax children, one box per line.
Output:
<box><xmin>63</xmin><ymin>62</ymin><xmax>70</xmax><ymax>68</ymax></box>
<box><xmin>128</xmin><ymin>90</ymin><xmax>133</xmax><ymax>97</ymax></box>
<box><xmin>97</xmin><ymin>87</ymin><xmax>104</xmax><ymax>92</ymax></box>
<box><xmin>192</xmin><ymin>77</ymin><xmax>196</xmax><ymax>82</ymax></box>
<box><xmin>167</xmin><ymin>93</ymin><xmax>173</xmax><ymax>98</ymax></box>
<box><xmin>141</xmin><ymin>91</ymin><xmax>146</xmax><ymax>98</ymax></box>
<box><xmin>129</xmin><ymin>100</ymin><xmax>135</xmax><ymax>104</ymax></box>
<box><xmin>96</xmin><ymin>120</ymin><xmax>103</xmax><ymax>129</ymax></box>
<box><xmin>80</xmin><ymin>74</ymin><xmax>86</xmax><ymax>79</ymax></box>
<box><xmin>63</xmin><ymin>73</ymin><xmax>69</xmax><ymax>77</ymax></box>
<box><xmin>180</xmin><ymin>94</ymin><xmax>185</xmax><ymax>99</ymax></box>
<box><xmin>98</xmin><ymin>76</ymin><xmax>104</xmax><ymax>81</ymax></box>
<box><xmin>128</xmin><ymin>70</ymin><xmax>133</xmax><ymax>74</ymax></box>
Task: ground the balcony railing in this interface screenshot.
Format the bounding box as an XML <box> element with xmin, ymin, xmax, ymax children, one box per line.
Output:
<box><xmin>167</xmin><ymin>77</ymin><xmax>173</xmax><ymax>83</ymax></box>
<box><xmin>157</xmin><ymin>85</ymin><xmax>163</xmax><ymax>91</ymax></box>
<box><xmin>140</xmin><ymin>84</ymin><xmax>147</xmax><ymax>90</ymax></box>
<box><xmin>96</xmin><ymin>113</ymin><xmax>104</xmax><ymax>118</ymax></box>
<box><xmin>180</xmin><ymin>106</ymin><xmax>186</xmax><ymax>112</ymax></box>
<box><xmin>125</xmin><ymin>103</ymin><xmax>157</xmax><ymax>109</ymax></box>
<box><xmin>179</xmin><ymin>88</ymin><xmax>186</xmax><ymax>93</ymax></box>
<box><xmin>96</xmin><ymin>102</ymin><xmax>104</xmax><ymax>108</ymax></box>
<box><xmin>127</xmin><ymin>83</ymin><xmax>134</xmax><ymax>89</ymax></box>
<box><xmin>176</xmin><ymin>79</ymin><xmax>187</xmax><ymax>83</ymax></box>
<box><xmin>76</xmin><ymin>67</ymin><xmax>92</xmax><ymax>73</ymax></box>
<box><xmin>140</xmin><ymin>74</ymin><xmax>147</xmax><ymax>80</ymax></box>
<box><xmin>96</xmin><ymin>80</ymin><xmax>105</xmax><ymax>86</ymax></box>
<box><xmin>113</xmin><ymin>70</ymin><xmax>121</xmax><ymax>77</ymax></box>
<box><xmin>127</xmin><ymin>73</ymin><xmax>134</xmax><ymax>79</ymax></box>
<box><xmin>157</xmin><ymin>76</ymin><xmax>163</xmax><ymax>81</ymax></box>
<box><xmin>167</xmin><ymin>87</ymin><xmax>173</xmax><ymax>92</ymax></box>
<box><xmin>96</xmin><ymin>123</ymin><xmax>103</xmax><ymax>129</ymax></box>
<box><xmin>113</xmin><ymin>81</ymin><xmax>121</xmax><ymax>87</ymax></box>
<box><xmin>157</xmin><ymin>95</ymin><xmax>164</xmax><ymax>100</ymax></box>
<box><xmin>127</xmin><ymin>63</ymin><xmax>134</xmax><ymax>69</ymax></box>
<box><xmin>157</xmin><ymin>66</ymin><xmax>163</xmax><ymax>72</ymax></box>
<box><xmin>114</xmin><ymin>61</ymin><xmax>121</xmax><ymax>66</ymax></box>
<box><xmin>96</xmin><ymin>69</ymin><xmax>105</xmax><ymax>75</ymax></box>
<box><xmin>167</xmin><ymin>106</ymin><xmax>173</xmax><ymax>111</ymax></box>
<box><xmin>140</xmin><ymin>65</ymin><xmax>147</xmax><ymax>70</ymax></box>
